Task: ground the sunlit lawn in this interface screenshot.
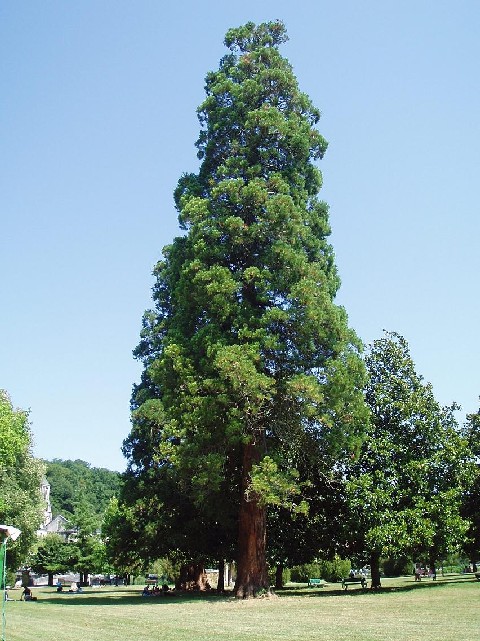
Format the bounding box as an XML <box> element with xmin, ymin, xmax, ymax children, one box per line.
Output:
<box><xmin>3</xmin><ymin>574</ymin><xmax>478</xmax><ymax>641</ymax></box>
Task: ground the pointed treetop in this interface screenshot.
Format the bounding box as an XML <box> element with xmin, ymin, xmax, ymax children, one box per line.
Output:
<box><xmin>224</xmin><ymin>20</ymin><xmax>288</xmax><ymax>53</ymax></box>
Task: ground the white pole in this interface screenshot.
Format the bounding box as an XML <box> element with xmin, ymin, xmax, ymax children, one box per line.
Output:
<box><xmin>0</xmin><ymin>526</ymin><xmax>21</xmax><ymax>641</ymax></box>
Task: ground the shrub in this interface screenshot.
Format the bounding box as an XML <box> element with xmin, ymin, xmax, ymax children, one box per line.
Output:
<box><xmin>268</xmin><ymin>565</ymin><xmax>291</xmax><ymax>586</ymax></box>
<box><xmin>291</xmin><ymin>557</ymin><xmax>351</xmax><ymax>583</ymax></box>
<box><xmin>382</xmin><ymin>556</ymin><xmax>411</xmax><ymax>577</ymax></box>
<box><xmin>290</xmin><ymin>563</ymin><xmax>319</xmax><ymax>583</ymax></box>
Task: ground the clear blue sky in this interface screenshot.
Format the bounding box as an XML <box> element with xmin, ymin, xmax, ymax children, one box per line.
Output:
<box><xmin>1</xmin><ymin>1</ymin><xmax>479</xmax><ymax>471</ymax></box>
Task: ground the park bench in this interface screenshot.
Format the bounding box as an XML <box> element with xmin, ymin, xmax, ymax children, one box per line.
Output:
<box><xmin>475</xmin><ymin>572</ymin><xmax>480</xmax><ymax>581</ymax></box>
<box><xmin>307</xmin><ymin>578</ymin><xmax>325</xmax><ymax>588</ymax></box>
<box><xmin>341</xmin><ymin>576</ymin><xmax>367</xmax><ymax>590</ymax></box>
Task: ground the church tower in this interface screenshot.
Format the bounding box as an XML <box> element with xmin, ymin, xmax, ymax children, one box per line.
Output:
<box><xmin>40</xmin><ymin>477</ymin><xmax>53</xmax><ymax>528</ymax></box>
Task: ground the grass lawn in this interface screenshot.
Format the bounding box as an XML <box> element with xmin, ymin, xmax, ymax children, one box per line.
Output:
<box><xmin>3</xmin><ymin>574</ymin><xmax>478</xmax><ymax>641</ymax></box>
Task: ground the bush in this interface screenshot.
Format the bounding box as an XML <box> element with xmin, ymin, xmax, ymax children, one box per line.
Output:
<box><xmin>148</xmin><ymin>557</ymin><xmax>180</xmax><ymax>584</ymax></box>
<box><xmin>268</xmin><ymin>565</ymin><xmax>291</xmax><ymax>586</ymax></box>
<box><xmin>382</xmin><ymin>556</ymin><xmax>411</xmax><ymax>577</ymax></box>
<box><xmin>291</xmin><ymin>557</ymin><xmax>351</xmax><ymax>583</ymax></box>
<box><xmin>290</xmin><ymin>563</ymin><xmax>320</xmax><ymax>583</ymax></box>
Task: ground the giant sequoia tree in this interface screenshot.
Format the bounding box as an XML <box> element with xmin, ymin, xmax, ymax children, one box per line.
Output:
<box><xmin>126</xmin><ymin>21</ymin><xmax>367</xmax><ymax>597</ymax></box>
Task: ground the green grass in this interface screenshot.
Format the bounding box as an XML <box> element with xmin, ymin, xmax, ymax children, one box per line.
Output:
<box><xmin>3</xmin><ymin>574</ymin><xmax>478</xmax><ymax>641</ymax></box>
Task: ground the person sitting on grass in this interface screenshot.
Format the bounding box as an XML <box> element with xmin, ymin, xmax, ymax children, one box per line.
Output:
<box><xmin>21</xmin><ymin>586</ymin><xmax>37</xmax><ymax>601</ymax></box>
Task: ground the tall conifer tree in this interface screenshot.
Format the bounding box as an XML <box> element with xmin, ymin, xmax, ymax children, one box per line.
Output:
<box><xmin>127</xmin><ymin>21</ymin><xmax>367</xmax><ymax>597</ymax></box>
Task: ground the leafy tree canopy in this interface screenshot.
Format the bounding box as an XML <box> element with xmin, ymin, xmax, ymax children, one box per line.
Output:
<box><xmin>345</xmin><ymin>332</ymin><xmax>473</xmax><ymax>586</ymax></box>
<box><xmin>461</xmin><ymin>402</ymin><xmax>480</xmax><ymax>560</ymax></box>
<box><xmin>29</xmin><ymin>533</ymin><xmax>70</xmax><ymax>583</ymax></box>
<box><xmin>0</xmin><ymin>390</ymin><xmax>45</xmax><ymax>569</ymax></box>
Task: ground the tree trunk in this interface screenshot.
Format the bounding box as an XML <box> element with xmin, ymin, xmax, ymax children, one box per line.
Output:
<box><xmin>79</xmin><ymin>570</ymin><xmax>89</xmax><ymax>586</ymax></box>
<box><xmin>48</xmin><ymin>572</ymin><xmax>54</xmax><ymax>587</ymax></box>
<box><xmin>176</xmin><ymin>562</ymin><xmax>210</xmax><ymax>591</ymax></box>
<box><xmin>227</xmin><ymin>562</ymin><xmax>234</xmax><ymax>587</ymax></box>
<box><xmin>370</xmin><ymin>550</ymin><xmax>382</xmax><ymax>589</ymax></box>
<box><xmin>234</xmin><ymin>441</ymin><xmax>270</xmax><ymax>598</ymax></box>
<box><xmin>217</xmin><ymin>559</ymin><xmax>225</xmax><ymax>593</ymax></box>
<box><xmin>275</xmin><ymin>563</ymin><xmax>284</xmax><ymax>589</ymax></box>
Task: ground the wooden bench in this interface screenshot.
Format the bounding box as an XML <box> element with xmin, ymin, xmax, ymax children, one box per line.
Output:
<box><xmin>475</xmin><ymin>572</ymin><xmax>480</xmax><ymax>581</ymax></box>
<box><xmin>342</xmin><ymin>576</ymin><xmax>367</xmax><ymax>590</ymax></box>
<box><xmin>307</xmin><ymin>578</ymin><xmax>325</xmax><ymax>588</ymax></box>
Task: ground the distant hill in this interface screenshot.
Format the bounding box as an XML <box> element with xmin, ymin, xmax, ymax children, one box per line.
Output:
<box><xmin>45</xmin><ymin>459</ymin><xmax>121</xmax><ymax>519</ymax></box>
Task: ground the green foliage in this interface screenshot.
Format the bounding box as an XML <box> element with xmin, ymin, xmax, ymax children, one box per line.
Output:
<box><xmin>0</xmin><ymin>390</ymin><xmax>45</xmax><ymax>570</ymax></box>
<box><xmin>345</xmin><ymin>332</ymin><xmax>473</xmax><ymax>569</ymax></box>
<box><xmin>382</xmin><ymin>555</ymin><xmax>411</xmax><ymax>577</ymax></box>
<box><xmin>290</xmin><ymin>557</ymin><xmax>351</xmax><ymax>582</ymax></box>
<box><xmin>45</xmin><ymin>459</ymin><xmax>121</xmax><ymax>519</ymax></box>
<box><xmin>68</xmin><ymin>497</ymin><xmax>110</xmax><ymax>579</ymax></box>
<box><xmin>149</xmin><ymin>557</ymin><xmax>180</xmax><ymax>583</ymax></box>
<box><xmin>460</xmin><ymin>403</ymin><xmax>480</xmax><ymax>560</ymax></box>
<box><xmin>29</xmin><ymin>534</ymin><xmax>70</xmax><ymax>577</ymax></box>
<box><xmin>69</xmin><ymin>535</ymin><xmax>110</xmax><ymax>577</ymax></box>
<box><xmin>103</xmin><ymin>497</ymin><xmax>146</xmax><ymax>574</ymax></box>
<box><xmin>0</xmin><ymin>390</ymin><xmax>30</xmax><ymax>466</ymax></box>
<box><xmin>249</xmin><ymin>456</ymin><xmax>308</xmax><ymax>514</ymax></box>
<box><xmin>122</xmin><ymin>20</ymin><xmax>368</xmax><ymax>585</ymax></box>
<box><xmin>267</xmin><ymin>565</ymin><xmax>290</xmax><ymax>586</ymax></box>
<box><xmin>266</xmin><ymin>468</ymin><xmax>350</xmax><ymax>572</ymax></box>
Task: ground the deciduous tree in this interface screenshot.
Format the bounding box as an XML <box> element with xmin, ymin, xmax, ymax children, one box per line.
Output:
<box><xmin>29</xmin><ymin>534</ymin><xmax>69</xmax><ymax>586</ymax></box>
<box><xmin>345</xmin><ymin>332</ymin><xmax>472</xmax><ymax>588</ymax></box>
<box><xmin>461</xmin><ymin>403</ymin><xmax>480</xmax><ymax>563</ymax></box>
<box><xmin>0</xmin><ymin>390</ymin><xmax>44</xmax><ymax>570</ymax></box>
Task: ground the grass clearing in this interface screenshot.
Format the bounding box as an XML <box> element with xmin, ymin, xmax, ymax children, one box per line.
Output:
<box><xmin>3</xmin><ymin>574</ymin><xmax>478</xmax><ymax>641</ymax></box>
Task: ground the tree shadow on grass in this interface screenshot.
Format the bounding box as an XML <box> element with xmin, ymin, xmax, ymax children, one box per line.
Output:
<box><xmin>276</xmin><ymin>575</ymin><xmax>477</xmax><ymax>598</ymax></box>
<box><xmin>34</xmin><ymin>576</ymin><xmax>477</xmax><ymax>606</ymax></box>
<box><xmin>36</xmin><ymin>588</ymin><xmax>236</xmax><ymax>607</ymax></box>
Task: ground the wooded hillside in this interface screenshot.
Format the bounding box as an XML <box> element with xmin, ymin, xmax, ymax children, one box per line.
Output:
<box><xmin>45</xmin><ymin>459</ymin><xmax>121</xmax><ymax>519</ymax></box>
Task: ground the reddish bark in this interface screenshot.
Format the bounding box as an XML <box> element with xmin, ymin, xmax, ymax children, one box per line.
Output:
<box><xmin>234</xmin><ymin>441</ymin><xmax>270</xmax><ymax>598</ymax></box>
<box><xmin>176</xmin><ymin>562</ymin><xmax>210</xmax><ymax>591</ymax></box>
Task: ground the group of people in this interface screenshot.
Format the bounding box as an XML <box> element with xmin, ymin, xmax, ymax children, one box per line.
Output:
<box><xmin>414</xmin><ymin>565</ymin><xmax>436</xmax><ymax>581</ymax></box>
<box><xmin>56</xmin><ymin>579</ymin><xmax>83</xmax><ymax>593</ymax></box>
<box><xmin>142</xmin><ymin>583</ymin><xmax>171</xmax><ymax>597</ymax></box>
<box><xmin>348</xmin><ymin>568</ymin><xmax>368</xmax><ymax>579</ymax></box>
